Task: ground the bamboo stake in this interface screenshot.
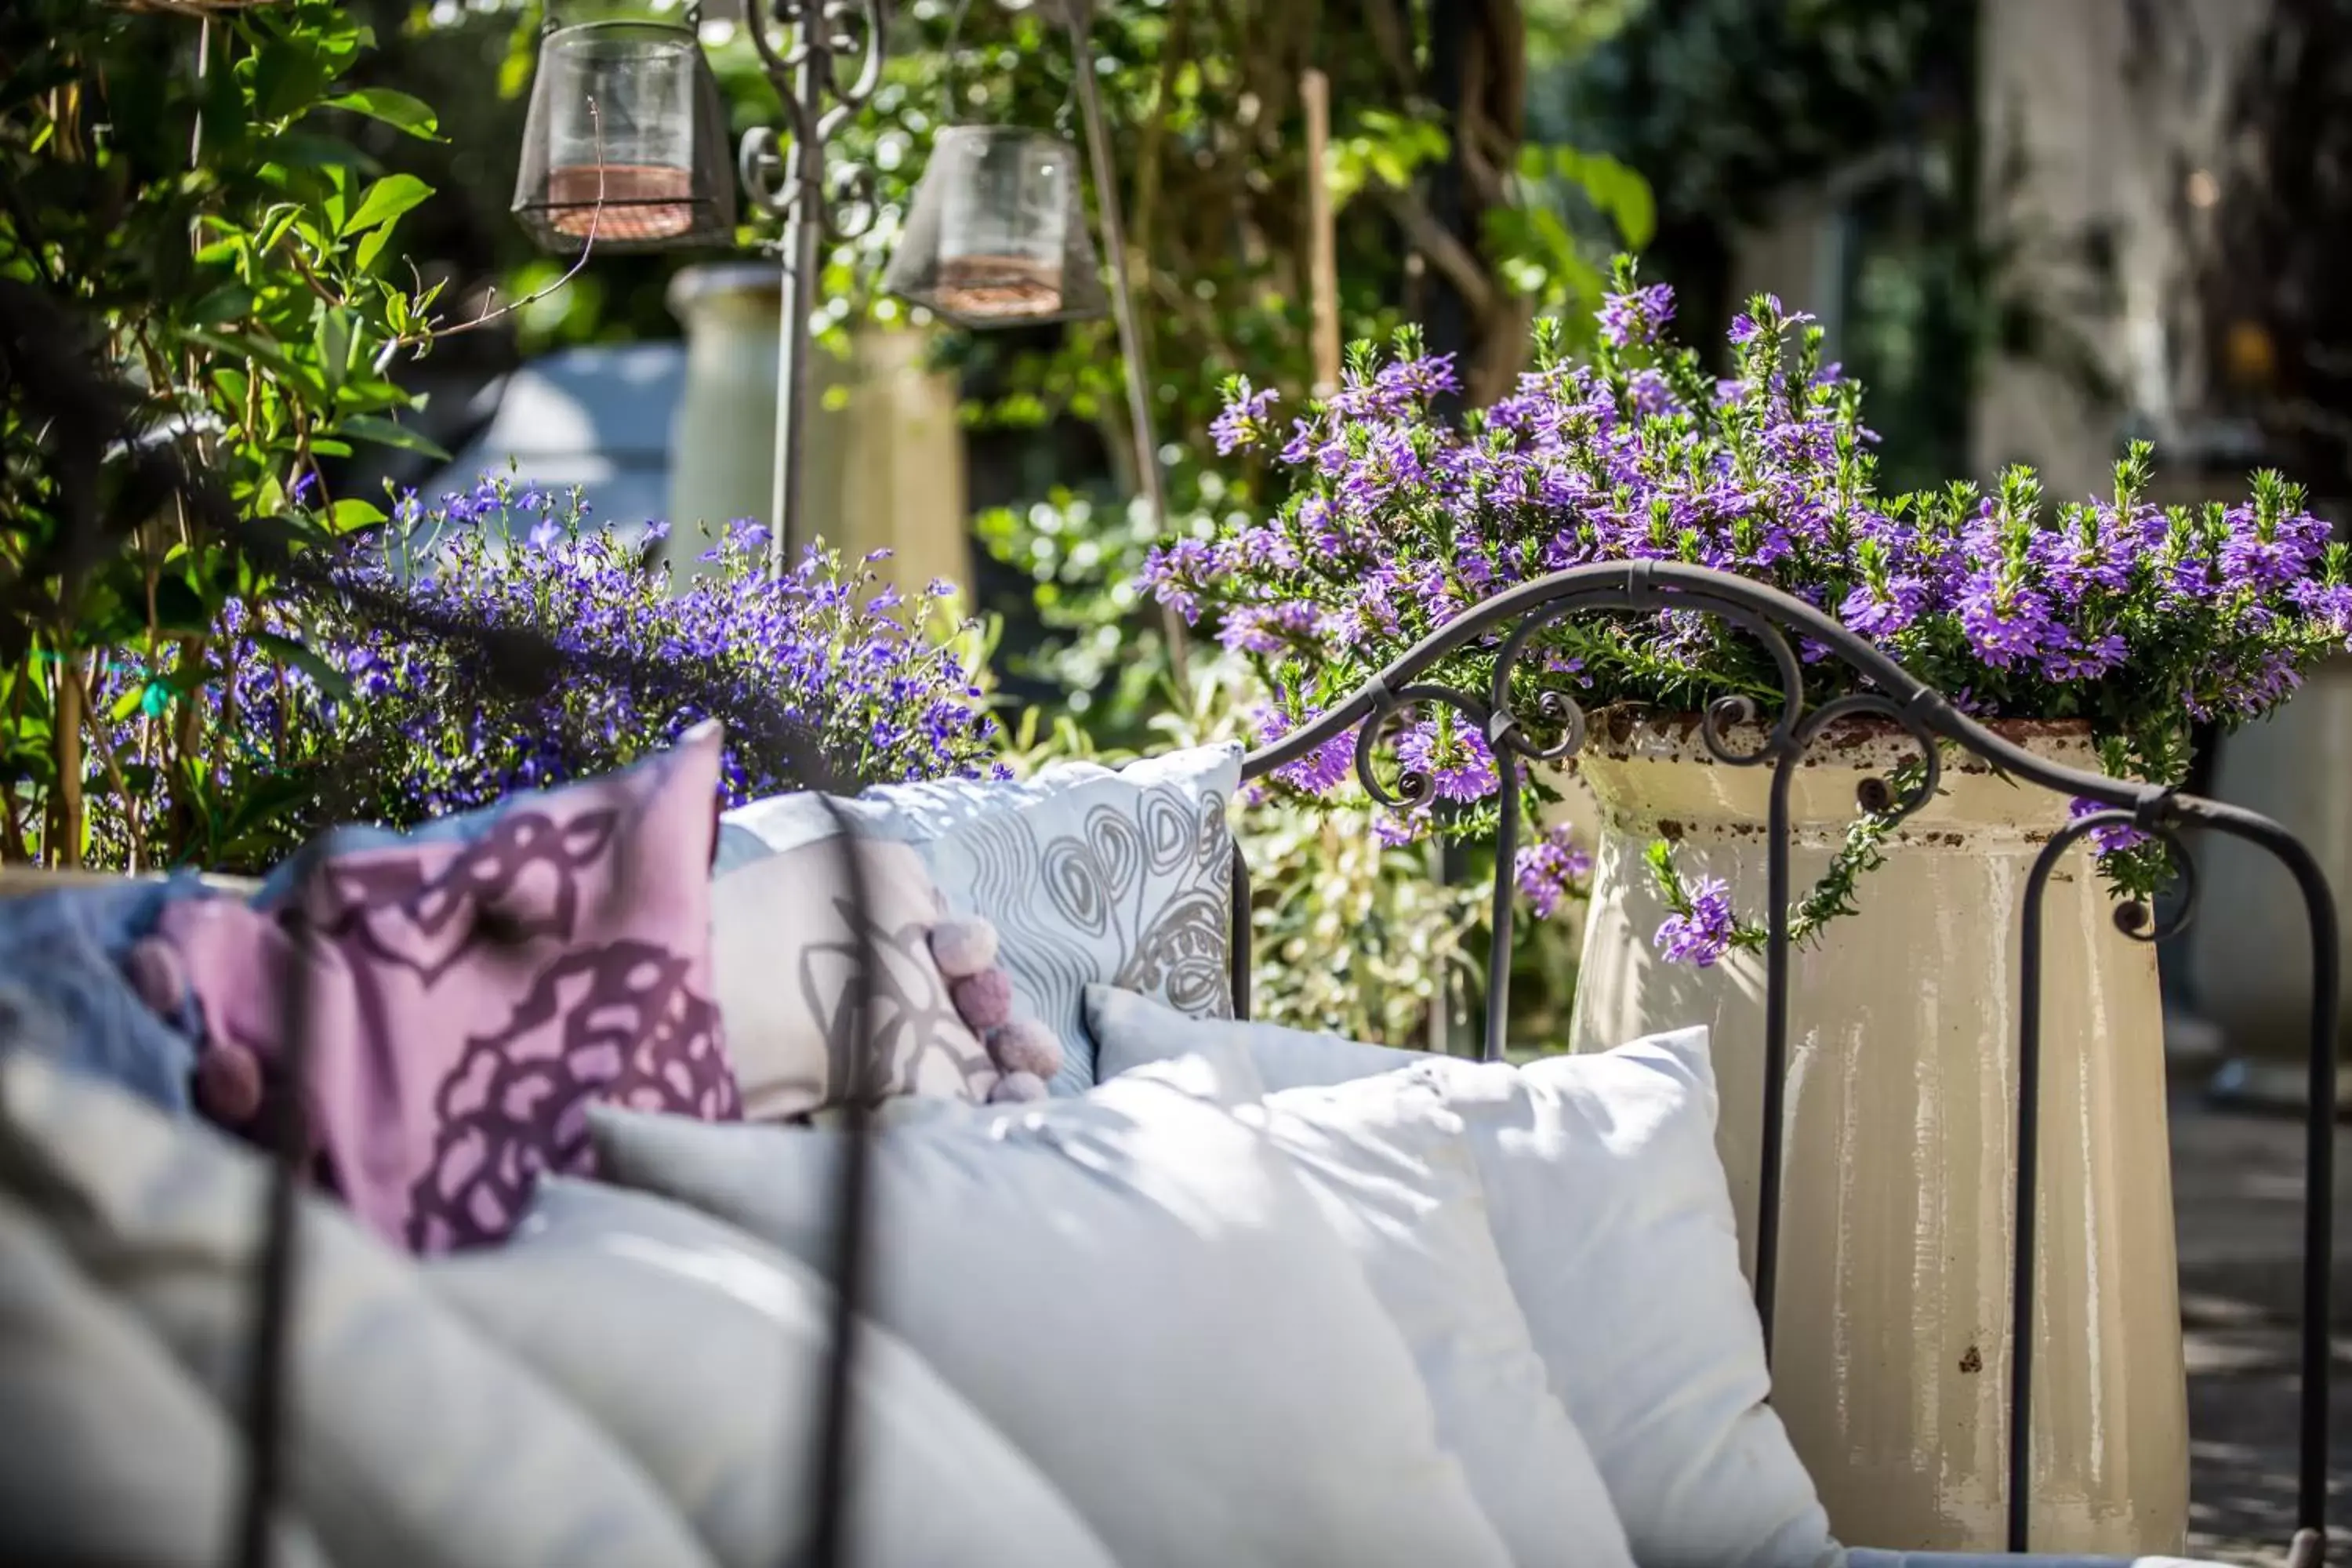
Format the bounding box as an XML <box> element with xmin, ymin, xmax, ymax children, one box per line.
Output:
<box><xmin>1302</xmin><ymin>68</ymin><xmax>1341</xmax><ymax>396</ymax></box>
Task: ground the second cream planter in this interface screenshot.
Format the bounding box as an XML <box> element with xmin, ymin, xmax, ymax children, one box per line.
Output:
<box><xmin>1565</xmin><ymin>717</ymin><xmax>2187</xmax><ymax>1555</ymax></box>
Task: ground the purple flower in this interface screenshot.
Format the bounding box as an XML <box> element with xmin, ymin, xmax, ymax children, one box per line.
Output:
<box><xmin>1515</xmin><ymin>825</ymin><xmax>1593</xmax><ymax>919</ymax></box>
<box><xmin>1599</xmin><ymin>283</ymin><xmax>1675</xmax><ymax>349</ymax></box>
<box><xmin>1393</xmin><ymin>717</ymin><xmax>1497</xmax><ymax>803</ymax></box>
<box><xmin>1211</xmin><ymin>378</ymin><xmax>1280</xmax><ymax>456</ymax></box>
<box><xmin>1654</xmin><ymin>876</ymin><xmax>1735</xmax><ymax>967</ymax></box>
<box><xmin>1958</xmin><ymin>579</ymin><xmax>2056</xmax><ymax>670</ymax></box>
<box><xmin>525</xmin><ymin>517</ymin><xmax>564</xmax><ymax>552</ymax></box>
<box><xmin>2068</xmin><ymin>797</ymin><xmax>2151</xmax><ymax>855</ymax></box>
<box><xmin>1623</xmin><ymin>368</ymin><xmax>1677</xmax><ymax>420</ymax></box>
<box><xmin>1840</xmin><ymin>576</ymin><xmax>1930</xmax><ymax>640</ymax></box>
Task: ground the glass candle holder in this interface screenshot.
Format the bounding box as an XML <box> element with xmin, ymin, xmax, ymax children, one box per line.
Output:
<box><xmin>931</xmin><ymin>129</ymin><xmax>1076</xmax><ymax>321</ymax></box>
<box><xmin>539</xmin><ymin>23</ymin><xmax>700</xmax><ymax>244</ymax></box>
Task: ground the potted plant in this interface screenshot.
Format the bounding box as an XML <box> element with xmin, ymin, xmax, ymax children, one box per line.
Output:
<box><xmin>1145</xmin><ymin>268</ymin><xmax>2352</xmax><ymax>1553</ymax></box>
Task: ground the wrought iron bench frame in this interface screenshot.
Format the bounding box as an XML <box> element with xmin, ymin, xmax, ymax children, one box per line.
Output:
<box><xmin>99</xmin><ymin>559</ymin><xmax>2328</xmax><ymax>1566</ymax></box>
<box><xmin>1224</xmin><ymin>560</ymin><xmax>2340</xmax><ymax>1564</ymax></box>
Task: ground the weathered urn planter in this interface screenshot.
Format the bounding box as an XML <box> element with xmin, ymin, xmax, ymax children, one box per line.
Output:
<box><xmin>1565</xmin><ymin>714</ymin><xmax>2187</xmax><ymax>1555</ymax></box>
<box><xmin>2190</xmin><ymin>652</ymin><xmax>2352</xmax><ymax>1110</ymax></box>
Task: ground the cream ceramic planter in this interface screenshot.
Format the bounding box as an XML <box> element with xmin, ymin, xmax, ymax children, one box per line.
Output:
<box><xmin>1565</xmin><ymin>717</ymin><xmax>2187</xmax><ymax>1555</ymax></box>
<box><xmin>2189</xmin><ymin>653</ymin><xmax>2352</xmax><ymax>1109</ymax></box>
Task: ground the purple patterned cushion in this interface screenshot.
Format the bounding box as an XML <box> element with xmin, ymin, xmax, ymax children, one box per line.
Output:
<box><xmin>154</xmin><ymin>724</ymin><xmax>741</xmax><ymax>1254</ymax></box>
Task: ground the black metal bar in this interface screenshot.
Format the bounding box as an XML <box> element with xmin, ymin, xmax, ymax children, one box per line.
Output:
<box><xmin>1755</xmin><ymin>752</ymin><xmax>1795</xmax><ymax>1365</ymax></box>
<box><xmin>1228</xmin><ymin>838</ymin><xmax>1252</xmax><ymax>1021</ymax></box>
<box><xmin>1483</xmin><ymin>757</ymin><xmax>1519</xmax><ymax>1062</ymax></box>
<box><xmin>230</xmin><ymin>873</ymin><xmax>318</xmax><ymax>1568</ymax></box>
<box><xmin>809</xmin><ymin>802</ymin><xmax>877</xmax><ymax>1568</ymax></box>
<box><xmin>2009</xmin><ymin>815</ymin><xmax>2100</xmax><ymax>1552</ymax></box>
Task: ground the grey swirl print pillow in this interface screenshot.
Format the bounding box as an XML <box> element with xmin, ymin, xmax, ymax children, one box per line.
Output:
<box><xmin>722</xmin><ymin>745</ymin><xmax>1241</xmax><ymax>1094</ymax></box>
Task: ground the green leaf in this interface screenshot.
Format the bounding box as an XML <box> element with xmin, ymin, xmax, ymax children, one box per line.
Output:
<box><xmin>314</xmin><ymin>307</ymin><xmax>355</xmax><ymax>396</ymax></box>
<box><xmin>328</xmin><ymin>498</ymin><xmax>387</xmax><ymax>532</ymax></box>
<box><xmin>356</xmin><ymin>223</ymin><xmax>396</xmax><ymax>273</ymax></box>
<box><xmin>325</xmin><ymin>89</ymin><xmax>441</xmax><ymax>141</ymax></box>
<box><xmin>341</xmin><ymin>173</ymin><xmax>432</xmax><ymax>237</ymax></box>
<box><xmin>341</xmin><ymin>414</ymin><xmax>448</xmax><ymax>460</ymax></box>
<box><xmin>1544</xmin><ymin>147</ymin><xmax>1657</xmax><ymax>252</ymax></box>
<box><xmin>187</xmin><ymin>283</ymin><xmax>257</xmax><ymax>328</ymax></box>
<box><xmin>259</xmin><ymin>130</ymin><xmax>371</xmax><ymax>172</ymax></box>
<box><xmin>251</xmin><ymin>39</ymin><xmax>332</xmax><ymax>123</ymax></box>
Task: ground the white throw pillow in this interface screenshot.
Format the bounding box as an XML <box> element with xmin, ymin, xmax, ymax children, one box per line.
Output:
<box><xmin>430</xmin><ymin>1178</ymin><xmax>1116</xmax><ymax>1568</ymax></box>
<box><xmin>0</xmin><ymin>1050</ymin><xmax>716</xmax><ymax>1568</ymax></box>
<box><xmin>707</xmin><ymin>828</ymin><xmax>1000</xmax><ymax>1120</ymax></box>
<box><xmin>589</xmin><ymin>1053</ymin><xmax>1516</xmax><ymax>1568</ymax></box>
<box><xmin>1083</xmin><ymin>987</ymin><xmax>1837</xmax><ymax>1568</ymax></box>
<box><xmin>723</xmin><ymin>745</ymin><xmax>1242</xmax><ymax>1094</ymax></box>
<box><xmin>1087</xmin><ymin>982</ymin><xmax>1631</xmax><ymax>1565</ymax></box>
<box><xmin>1248</xmin><ymin>1073</ymin><xmax>1636</xmax><ymax>1568</ymax></box>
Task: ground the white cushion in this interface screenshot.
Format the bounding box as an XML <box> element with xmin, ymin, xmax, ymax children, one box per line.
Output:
<box><xmin>1083</xmin><ymin>988</ymin><xmax>1836</xmax><ymax>1568</ymax></box>
<box><xmin>430</xmin><ymin>1178</ymin><xmax>1116</xmax><ymax>1568</ymax></box>
<box><xmin>1433</xmin><ymin>1034</ymin><xmax>1835</xmax><ymax>1567</ymax></box>
<box><xmin>589</xmin><ymin>1052</ymin><xmax>1515</xmax><ymax>1568</ymax></box>
<box><xmin>1090</xmin><ymin>979</ymin><xmax>1428</xmax><ymax>1091</ymax></box>
<box><xmin>723</xmin><ymin>745</ymin><xmax>1242</xmax><ymax>1094</ymax></box>
<box><xmin>0</xmin><ymin>1049</ymin><xmax>715</xmax><ymax>1568</ymax></box>
<box><xmin>0</xmin><ymin>1191</ymin><xmax>328</xmax><ymax>1568</ymax></box>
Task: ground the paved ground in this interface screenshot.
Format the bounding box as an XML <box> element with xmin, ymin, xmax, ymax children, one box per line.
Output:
<box><xmin>2172</xmin><ymin>1085</ymin><xmax>2352</xmax><ymax>1563</ymax></box>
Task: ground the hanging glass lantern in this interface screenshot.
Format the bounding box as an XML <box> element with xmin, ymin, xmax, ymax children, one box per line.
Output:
<box><xmin>512</xmin><ymin>15</ymin><xmax>736</xmax><ymax>252</ymax></box>
<box><xmin>881</xmin><ymin>125</ymin><xmax>1110</xmax><ymax>328</ymax></box>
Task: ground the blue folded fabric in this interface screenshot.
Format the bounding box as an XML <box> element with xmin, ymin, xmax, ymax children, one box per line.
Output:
<box><xmin>0</xmin><ymin>877</ymin><xmax>215</xmax><ymax>1114</ymax></box>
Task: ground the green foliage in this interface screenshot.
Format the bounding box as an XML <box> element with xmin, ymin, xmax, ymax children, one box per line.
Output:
<box><xmin>0</xmin><ymin>0</ymin><xmax>452</xmax><ymax>867</ymax></box>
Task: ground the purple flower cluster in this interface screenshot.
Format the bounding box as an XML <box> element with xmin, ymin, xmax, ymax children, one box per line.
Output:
<box><xmin>90</xmin><ymin>476</ymin><xmax>998</xmax><ymax>864</ymax></box>
<box><xmin>1515</xmin><ymin>824</ymin><xmax>1594</xmax><ymax>920</ymax></box>
<box><xmin>1654</xmin><ymin>874</ymin><xmax>1735</xmax><ymax>967</ymax></box>
<box><xmin>1147</xmin><ymin>260</ymin><xmax>2352</xmax><ymax>950</ymax></box>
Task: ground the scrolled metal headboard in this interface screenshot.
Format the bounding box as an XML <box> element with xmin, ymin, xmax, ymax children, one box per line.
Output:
<box><xmin>1228</xmin><ymin>558</ymin><xmax>2339</xmax><ymax>1563</ymax></box>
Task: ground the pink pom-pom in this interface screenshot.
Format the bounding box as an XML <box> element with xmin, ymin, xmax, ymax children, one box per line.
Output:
<box><xmin>194</xmin><ymin>1042</ymin><xmax>263</xmax><ymax>1126</ymax></box>
<box><xmin>927</xmin><ymin>917</ymin><xmax>1000</xmax><ymax>979</ymax></box>
<box><xmin>989</xmin><ymin>1071</ymin><xmax>1048</xmax><ymax>1105</ymax></box>
<box><xmin>987</xmin><ymin>1017</ymin><xmax>1062</xmax><ymax>1080</ymax></box>
<box><xmin>949</xmin><ymin>967</ymin><xmax>1014</xmax><ymax>1031</ymax></box>
<box><xmin>122</xmin><ymin>938</ymin><xmax>187</xmax><ymax>1018</ymax></box>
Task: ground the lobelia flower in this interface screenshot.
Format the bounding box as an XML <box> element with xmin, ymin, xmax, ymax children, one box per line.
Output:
<box><xmin>82</xmin><ymin>482</ymin><xmax>1000</xmax><ymax>869</ymax></box>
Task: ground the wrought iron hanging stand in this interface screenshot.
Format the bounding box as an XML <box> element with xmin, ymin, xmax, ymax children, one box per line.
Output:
<box><xmin>737</xmin><ymin>0</ymin><xmax>887</xmax><ymax>579</ymax></box>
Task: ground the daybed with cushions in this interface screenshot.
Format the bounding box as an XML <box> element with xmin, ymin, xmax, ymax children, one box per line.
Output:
<box><xmin>0</xmin><ymin>564</ymin><xmax>2332</xmax><ymax>1567</ymax></box>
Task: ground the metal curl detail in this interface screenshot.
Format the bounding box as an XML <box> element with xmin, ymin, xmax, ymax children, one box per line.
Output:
<box><xmin>1223</xmin><ymin>559</ymin><xmax>2337</xmax><ymax>1562</ymax></box>
<box><xmin>1352</xmin><ymin>682</ymin><xmax>1494</xmax><ymax>812</ymax></box>
<box><xmin>737</xmin><ymin>125</ymin><xmax>797</xmax><ymax>218</ymax></box>
<box><xmin>824</xmin><ymin>162</ymin><xmax>878</xmax><ymax>240</ymax></box>
<box><xmin>2060</xmin><ymin>811</ymin><xmax>2199</xmax><ymax>944</ymax></box>
<box><xmin>1489</xmin><ymin>686</ymin><xmax>1588</xmax><ymax>764</ymax></box>
<box><xmin>1694</xmin><ymin>608</ymin><xmax>1807</xmax><ymax>768</ymax></box>
<box><xmin>1792</xmin><ymin>691</ymin><xmax>1945</xmax><ymax>829</ymax></box>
